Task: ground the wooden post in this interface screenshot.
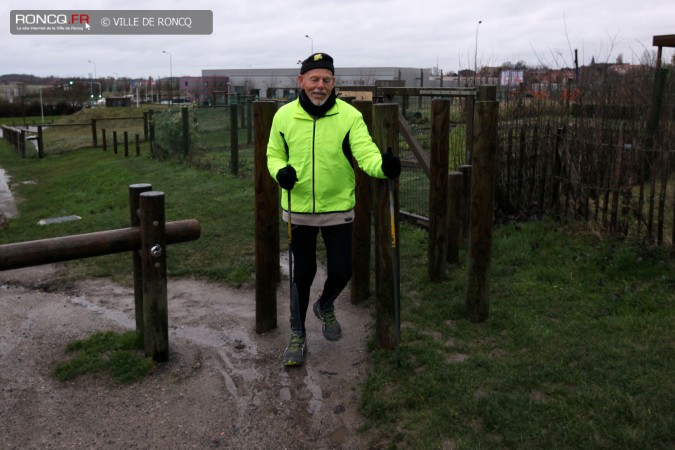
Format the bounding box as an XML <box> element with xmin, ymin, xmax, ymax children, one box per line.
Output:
<box><xmin>91</xmin><ymin>119</ymin><xmax>98</xmax><ymax>148</ymax></box>
<box><xmin>139</xmin><ymin>191</ymin><xmax>169</xmax><ymax>362</ymax></box>
<box><xmin>530</xmin><ymin>126</ymin><xmax>539</xmax><ymax>207</ymax></box>
<box><xmin>518</xmin><ymin>128</ymin><xmax>526</xmax><ymax>208</ymax></box>
<box><xmin>373</xmin><ymin>103</ymin><xmax>399</xmax><ymax>350</ymax></box>
<box><xmin>113</xmin><ymin>130</ymin><xmax>118</xmax><ymax>154</ymax></box>
<box><xmin>253</xmin><ymin>101</ymin><xmax>279</xmax><ymax>334</ymax></box>
<box><xmin>124</xmin><ymin>131</ymin><xmax>129</xmax><ymax>157</ymax></box>
<box><xmin>135</xmin><ymin>134</ymin><xmax>140</xmax><ymax>156</ymax></box>
<box><xmin>428</xmin><ymin>99</ymin><xmax>451</xmax><ymax>281</ymax></box>
<box><xmin>230</xmin><ymin>104</ymin><xmax>239</xmax><ymax>175</ymax></box>
<box><xmin>645</xmin><ymin>68</ymin><xmax>668</xmax><ymax>159</ymax></box>
<box><xmin>19</xmin><ymin>129</ymin><xmax>26</xmax><ymax>158</ymax></box>
<box><xmin>539</xmin><ymin>125</ymin><xmax>550</xmax><ymax>212</ymax></box>
<box><xmin>37</xmin><ymin>125</ymin><xmax>44</xmax><ymax>159</ymax></box>
<box><xmin>181</xmin><ymin>107</ymin><xmax>190</xmax><ymax>158</ymax></box>
<box><xmin>610</xmin><ymin>129</ymin><xmax>624</xmax><ymax>232</ymax></box>
<box><xmin>143</xmin><ymin>112</ymin><xmax>149</xmax><ymax>142</ymax></box>
<box><xmin>657</xmin><ymin>151</ymin><xmax>669</xmax><ymax>244</ymax></box>
<box><xmin>129</xmin><ymin>183</ymin><xmax>153</xmax><ymax>341</ymax></box>
<box><xmin>351</xmin><ymin>100</ymin><xmax>374</xmax><ymax>304</ymax></box>
<box><xmin>446</xmin><ymin>171</ymin><xmax>463</xmax><ymax>264</ymax></box>
<box><xmin>550</xmin><ymin>127</ymin><xmax>565</xmax><ymax>212</ymax></box>
<box><xmin>148</xmin><ymin>110</ymin><xmax>155</xmax><ymax>154</ymax></box>
<box><xmin>671</xmin><ymin>153</ymin><xmax>675</xmax><ymax>249</ymax></box>
<box><xmin>466</xmin><ymin>96</ymin><xmax>498</xmax><ymax>323</ymax></box>
<box><xmin>102</xmin><ymin>129</ymin><xmax>107</xmax><ymax>151</ymax></box>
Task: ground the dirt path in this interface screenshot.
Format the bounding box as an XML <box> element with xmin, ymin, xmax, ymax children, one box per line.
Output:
<box><xmin>0</xmin><ymin>263</ymin><xmax>375</xmax><ymax>449</ymax></box>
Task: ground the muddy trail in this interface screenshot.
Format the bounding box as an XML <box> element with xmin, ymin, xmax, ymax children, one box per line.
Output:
<box><xmin>0</xmin><ymin>263</ymin><xmax>377</xmax><ymax>449</ymax></box>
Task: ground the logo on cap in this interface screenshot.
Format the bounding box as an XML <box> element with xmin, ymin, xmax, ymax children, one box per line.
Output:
<box><xmin>314</xmin><ymin>53</ymin><xmax>323</xmax><ymax>61</ymax></box>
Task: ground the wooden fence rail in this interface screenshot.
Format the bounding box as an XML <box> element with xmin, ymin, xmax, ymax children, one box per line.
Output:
<box><xmin>0</xmin><ymin>186</ymin><xmax>201</xmax><ymax>361</ymax></box>
<box><xmin>0</xmin><ymin>219</ymin><xmax>199</xmax><ymax>271</ymax></box>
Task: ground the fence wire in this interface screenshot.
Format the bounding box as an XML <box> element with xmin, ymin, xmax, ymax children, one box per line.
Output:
<box><xmin>151</xmin><ymin>101</ymin><xmax>255</xmax><ymax>175</ymax></box>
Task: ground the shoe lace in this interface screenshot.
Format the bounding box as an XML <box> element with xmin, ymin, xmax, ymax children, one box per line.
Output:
<box><xmin>322</xmin><ymin>311</ymin><xmax>338</xmax><ymax>327</ymax></box>
<box><xmin>288</xmin><ymin>333</ymin><xmax>305</xmax><ymax>351</ymax></box>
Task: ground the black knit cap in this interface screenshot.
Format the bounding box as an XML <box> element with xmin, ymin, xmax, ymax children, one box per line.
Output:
<box><xmin>300</xmin><ymin>52</ymin><xmax>334</xmax><ymax>74</ymax></box>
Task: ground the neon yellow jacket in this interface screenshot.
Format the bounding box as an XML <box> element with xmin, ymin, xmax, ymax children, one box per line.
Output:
<box><xmin>267</xmin><ymin>98</ymin><xmax>385</xmax><ymax>214</ymax></box>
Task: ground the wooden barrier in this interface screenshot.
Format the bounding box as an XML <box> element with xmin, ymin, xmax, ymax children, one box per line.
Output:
<box><xmin>466</xmin><ymin>87</ymin><xmax>499</xmax><ymax>322</ymax></box>
<box><xmin>372</xmin><ymin>103</ymin><xmax>400</xmax><ymax>350</ymax></box>
<box><xmin>230</xmin><ymin>104</ymin><xmax>239</xmax><ymax>175</ymax></box>
<box><xmin>92</xmin><ymin>119</ymin><xmax>98</xmax><ymax>147</ymax></box>
<box><xmin>253</xmin><ymin>101</ymin><xmax>279</xmax><ymax>334</ymax></box>
<box><xmin>101</xmin><ymin>129</ymin><xmax>141</xmax><ymax>157</ymax></box>
<box><xmin>0</xmin><ymin>186</ymin><xmax>200</xmax><ymax>361</ymax></box>
<box><xmin>37</xmin><ymin>126</ymin><xmax>44</xmax><ymax>158</ymax></box>
<box><xmin>351</xmin><ymin>100</ymin><xmax>374</xmax><ymax>304</ymax></box>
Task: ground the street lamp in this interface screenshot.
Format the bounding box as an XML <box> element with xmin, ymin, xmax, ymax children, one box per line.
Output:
<box><xmin>474</xmin><ymin>20</ymin><xmax>482</xmax><ymax>87</ymax></box>
<box><xmin>88</xmin><ymin>59</ymin><xmax>97</xmax><ymax>79</ymax></box>
<box><xmin>88</xmin><ymin>59</ymin><xmax>97</xmax><ymax>106</ymax></box>
<box><xmin>162</xmin><ymin>50</ymin><xmax>173</xmax><ymax>106</ymax></box>
<box><xmin>305</xmin><ymin>34</ymin><xmax>313</xmax><ymax>54</ymax></box>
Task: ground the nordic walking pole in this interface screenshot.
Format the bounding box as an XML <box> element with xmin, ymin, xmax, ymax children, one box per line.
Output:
<box><xmin>288</xmin><ymin>189</ymin><xmax>293</xmax><ymax>297</ymax></box>
<box><xmin>287</xmin><ymin>189</ymin><xmax>300</xmax><ymax>328</ymax></box>
<box><xmin>387</xmin><ymin>149</ymin><xmax>402</xmax><ymax>368</ymax></box>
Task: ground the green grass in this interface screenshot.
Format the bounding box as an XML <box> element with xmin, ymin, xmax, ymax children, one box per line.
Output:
<box><xmin>53</xmin><ymin>331</ymin><xmax>153</xmax><ymax>383</ymax></box>
<box><xmin>361</xmin><ymin>221</ymin><xmax>674</xmax><ymax>449</ymax></box>
<box><xmin>0</xmin><ymin>140</ymin><xmax>255</xmax><ymax>286</ymax></box>
<box><xmin>1</xmin><ymin>118</ymin><xmax>673</xmax><ymax>448</ymax></box>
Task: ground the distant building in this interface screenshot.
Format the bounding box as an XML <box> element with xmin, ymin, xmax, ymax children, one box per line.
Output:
<box><xmin>0</xmin><ymin>81</ymin><xmax>48</xmax><ymax>102</ymax></box>
<box><xmin>105</xmin><ymin>96</ymin><xmax>132</xmax><ymax>107</ymax></box>
<box><xmin>202</xmin><ymin>67</ymin><xmax>445</xmax><ymax>99</ymax></box>
<box><xmin>177</xmin><ymin>75</ymin><xmax>229</xmax><ymax>104</ymax></box>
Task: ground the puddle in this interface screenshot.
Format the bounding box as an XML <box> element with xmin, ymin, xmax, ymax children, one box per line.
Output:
<box><xmin>38</xmin><ymin>215</ymin><xmax>82</xmax><ymax>226</ymax></box>
<box><xmin>0</xmin><ymin>167</ymin><xmax>18</xmax><ymax>218</ymax></box>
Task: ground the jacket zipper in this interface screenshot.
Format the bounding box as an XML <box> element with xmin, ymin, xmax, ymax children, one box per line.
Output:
<box><xmin>311</xmin><ymin>118</ymin><xmax>317</xmax><ymax>213</ymax></box>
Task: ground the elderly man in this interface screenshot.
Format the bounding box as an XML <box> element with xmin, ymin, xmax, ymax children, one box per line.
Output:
<box><xmin>267</xmin><ymin>52</ymin><xmax>400</xmax><ymax>367</ymax></box>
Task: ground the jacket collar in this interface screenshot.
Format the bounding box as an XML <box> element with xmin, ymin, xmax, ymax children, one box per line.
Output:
<box><xmin>298</xmin><ymin>90</ymin><xmax>337</xmax><ymax>118</ymax></box>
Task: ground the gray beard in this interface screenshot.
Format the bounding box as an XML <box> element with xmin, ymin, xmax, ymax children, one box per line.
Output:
<box><xmin>310</xmin><ymin>93</ymin><xmax>327</xmax><ymax>106</ymax></box>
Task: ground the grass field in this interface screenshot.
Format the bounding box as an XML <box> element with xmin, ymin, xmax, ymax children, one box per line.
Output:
<box><xmin>1</xmin><ymin>110</ymin><xmax>673</xmax><ymax>448</ymax></box>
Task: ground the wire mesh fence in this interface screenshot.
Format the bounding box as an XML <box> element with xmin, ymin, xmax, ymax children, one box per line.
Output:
<box><xmin>148</xmin><ymin>65</ymin><xmax>673</xmax><ymax>245</ymax></box>
<box><xmin>390</xmin><ymin>92</ymin><xmax>473</xmax><ymax>218</ymax></box>
<box><xmin>151</xmin><ymin>100</ymin><xmax>256</xmax><ymax>176</ymax></box>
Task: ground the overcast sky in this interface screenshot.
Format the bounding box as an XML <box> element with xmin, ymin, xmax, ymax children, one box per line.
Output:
<box><xmin>2</xmin><ymin>0</ymin><xmax>674</xmax><ymax>80</ymax></box>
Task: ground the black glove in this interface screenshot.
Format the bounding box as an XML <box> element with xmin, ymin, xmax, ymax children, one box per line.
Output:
<box><xmin>276</xmin><ymin>165</ymin><xmax>298</xmax><ymax>190</ymax></box>
<box><xmin>381</xmin><ymin>152</ymin><xmax>401</xmax><ymax>179</ymax></box>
